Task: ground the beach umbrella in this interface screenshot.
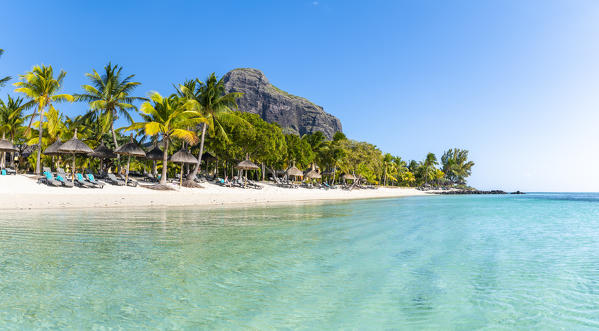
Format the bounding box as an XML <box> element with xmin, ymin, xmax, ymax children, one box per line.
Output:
<box><xmin>58</xmin><ymin>129</ymin><xmax>93</xmax><ymax>180</ymax></box>
<box><xmin>43</xmin><ymin>138</ymin><xmax>62</xmax><ymax>156</ymax></box>
<box><xmin>0</xmin><ymin>132</ymin><xmax>17</xmax><ymax>168</ymax></box>
<box><xmin>115</xmin><ymin>135</ymin><xmax>146</xmax><ymax>186</ymax></box>
<box><xmin>170</xmin><ymin>149</ymin><xmax>198</xmax><ymax>187</ymax></box>
<box><xmin>236</xmin><ymin>154</ymin><xmax>259</xmax><ymax>183</ymax></box>
<box><xmin>91</xmin><ymin>143</ymin><xmax>117</xmax><ymax>160</ymax></box>
<box><xmin>145</xmin><ymin>144</ymin><xmax>164</xmax><ymax>177</ymax></box>
<box><xmin>342</xmin><ymin>173</ymin><xmax>356</xmax><ymax>182</ymax></box>
<box><xmin>202</xmin><ymin>152</ymin><xmax>216</xmax><ymax>162</ymax></box>
<box><xmin>236</xmin><ymin>154</ymin><xmax>259</xmax><ymax>170</ymax></box>
<box><xmin>145</xmin><ymin>145</ymin><xmax>164</xmax><ymax>161</ymax></box>
<box><xmin>91</xmin><ymin>143</ymin><xmax>117</xmax><ymax>172</ymax></box>
<box><xmin>305</xmin><ymin>164</ymin><xmax>321</xmax><ymax>180</ymax></box>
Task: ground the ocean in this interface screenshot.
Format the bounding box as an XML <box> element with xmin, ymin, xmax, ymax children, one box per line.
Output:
<box><xmin>1</xmin><ymin>193</ymin><xmax>598</xmax><ymax>329</ymax></box>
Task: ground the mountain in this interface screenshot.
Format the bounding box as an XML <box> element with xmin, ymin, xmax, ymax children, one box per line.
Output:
<box><xmin>222</xmin><ymin>68</ymin><xmax>342</xmax><ymax>139</ymax></box>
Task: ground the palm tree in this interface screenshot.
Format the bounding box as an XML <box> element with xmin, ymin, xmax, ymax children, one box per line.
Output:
<box><xmin>382</xmin><ymin>153</ymin><xmax>393</xmax><ymax>186</ymax></box>
<box><xmin>125</xmin><ymin>92</ymin><xmax>201</xmax><ymax>184</ymax></box>
<box><xmin>422</xmin><ymin>152</ymin><xmax>438</xmax><ymax>185</ymax></box>
<box><xmin>0</xmin><ymin>49</ymin><xmax>10</xmax><ymax>88</ymax></box>
<box><xmin>75</xmin><ymin>63</ymin><xmax>145</xmax><ymax>155</ymax></box>
<box><xmin>13</xmin><ymin>65</ymin><xmax>73</xmax><ymax>174</ymax></box>
<box><xmin>0</xmin><ymin>95</ymin><xmax>27</xmax><ymax>167</ymax></box>
<box><xmin>178</xmin><ymin>74</ymin><xmax>242</xmax><ymax>184</ymax></box>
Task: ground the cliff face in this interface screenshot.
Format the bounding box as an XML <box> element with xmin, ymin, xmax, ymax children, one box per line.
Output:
<box><xmin>222</xmin><ymin>68</ymin><xmax>342</xmax><ymax>139</ymax></box>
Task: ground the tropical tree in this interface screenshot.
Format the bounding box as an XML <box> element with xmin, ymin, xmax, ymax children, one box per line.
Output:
<box><xmin>178</xmin><ymin>74</ymin><xmax>243</xmax><ymax>184</ymax></box>
<box><xmin>0</xmin><ymin>49</ymin><xmax>10</xmax><ymax>88</ymax></box>
<box><xmin>125</xmin><ymin>92</ymin><xmax>201</xmax><ymax>184</ymax></box>
<box><xmin>75</xmin><ymin>63</ymin><xmax>144</xmax><ymax>153</ymax></box>
<box><xmin>421</xmin><ymin>152</ymin><xmax>438</xmax><ymax>185</ymax></box>
<box><xmin>0</xmin><ymin>95</ymin><xmax>27</xmax><ymax>167</ymax></box>
<box><xmin>13</xmin><ymin>65</ymin><xmax>73</xmax><ymax>174</ymax></box>
<box><xmin>441</xmin><ymin>148</ymin><xmax>475</xmax><ymax>185</ymax></box>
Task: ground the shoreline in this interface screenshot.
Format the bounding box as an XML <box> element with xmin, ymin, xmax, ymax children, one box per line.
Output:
<box><xmin>0</xmin><ymin>175</ymin><xmax>428</xmax><ymax>211</ymax></box>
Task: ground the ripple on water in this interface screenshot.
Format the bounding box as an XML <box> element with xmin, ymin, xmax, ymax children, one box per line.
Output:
<box><xmin>0</xmin><ymin>195</ymin><xmax>599</xmax><ymax>329</ymax></box>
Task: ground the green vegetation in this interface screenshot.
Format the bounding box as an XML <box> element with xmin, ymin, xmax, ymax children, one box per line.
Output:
<box><xmin>0</xmin><ymin>55</ymin><xmax>475</xmax><ymax>187</ymax></box>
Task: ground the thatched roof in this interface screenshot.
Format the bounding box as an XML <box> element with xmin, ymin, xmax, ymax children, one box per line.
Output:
<box><xmin>115</xmin><ymin>137</ymin><xmax>146</xmax><ymax>157</ymax></box>
<box><xmin>201</xmin><ymin>152</ymin><xmax>216</xmax><ymax>162</ymax></box>
<box><xmin>91</xmin><ymin>143</ymin><xmax>117</xmax><ymax>159</ymax></box>
<box><xmin>0</xmin><ymin>138</ymin><xmax>17</xmax><ymax>152</ymax></box>
<box><xmin>170</xmin><ymin>149</ymin><xmax>198</xmax><ymax>164</ymax></box>
<box><xmin>286</xmin><ymin>166</ymin><xmax>303</xmax><ymax>177</ymax></box>
<box><xmin>43</xmin><ymin>139</ymin><xmax>62</xmax><ymax>155</ymax></box>
<box><xmin>58</xmin><ymin>131</ymin><xmax>93</xmax><ymax>154</ymax></box>
<box><xmin>305</xmin><ymin>169</ymin><xmax>321</xmax><ymax>179</ymax></box>
<box><xmin>145</xmin><ymin>145</ymin><xmax>164</xmax><ymax>161</ymax></box>
<box><xmin>342</xmin><ymin>173</ymin><xmax>356</xmax><ymax>181</ymax></box>
<box><xmin>236</xmin><ymin>157</ymin><xmax>259</xmax><ymax>170</ymax></box>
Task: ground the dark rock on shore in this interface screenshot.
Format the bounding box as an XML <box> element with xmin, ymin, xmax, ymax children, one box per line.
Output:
<box><xmin>432</xmin><ymin>190</ymin><xmax>507</xmax><ymax>195</ymax></box>
<box><xmin>223</xmin><ymin>68</ymin><xmax>342</xmax><ymax>139</ymax></box>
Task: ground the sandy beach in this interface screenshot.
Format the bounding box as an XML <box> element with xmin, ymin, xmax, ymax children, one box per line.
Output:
<box><xmin>0</xmin><ymin>175</ymin><xmax>427</xmax><ymax>211</ymax></box>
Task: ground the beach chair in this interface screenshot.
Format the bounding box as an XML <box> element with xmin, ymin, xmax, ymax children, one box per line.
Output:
<box><xmin>86</xmin><ymin>174</ymin><xmax>104</xmax><ymax>188</ymax></box>
<box><xmin>106</xmin><ymin>173</ymin><xmax>125</xmax><ymax>186</ymax></box>
<box><xmin>1</xmin><ymin>169</ymin><xmax>6</xmax><ymax>176</ymax></box>
<box><xmin>38</xmin><ymin>171</ymin><xmax>62</xmax><ymax>187</ymax></box>
<box><xmin>74</xmin><ymin>173</ymin><xmax>95</xmax><ymax>188</ymax></box>
<box><xmin>55</xmin><ymin>173</ymin><xmax>74</xmax><ymax>187</ymax></box>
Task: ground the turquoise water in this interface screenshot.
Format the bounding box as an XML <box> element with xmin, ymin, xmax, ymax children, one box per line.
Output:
<box><xmin>1</xmin><ymin>194</ymin><xmax>599</xmax><ymax>329</ymax></box>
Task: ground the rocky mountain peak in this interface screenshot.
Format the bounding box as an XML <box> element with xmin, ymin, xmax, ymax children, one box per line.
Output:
<box><xmin>222</xmin><ymin>68</ymin><xmax>342</xmax><ymax>139</ymax></box>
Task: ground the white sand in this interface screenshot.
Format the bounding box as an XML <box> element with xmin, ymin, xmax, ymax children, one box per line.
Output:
<box><xmin>0</xmin><ymin>175</ymin><xmax>427</xmax><ymax>210</ymax></box>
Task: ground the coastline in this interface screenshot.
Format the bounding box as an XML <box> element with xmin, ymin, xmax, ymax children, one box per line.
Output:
<box><xmin>0</xmin><ymin>175</ymin><xmax>428</xmax><ymax>211</ymax></box>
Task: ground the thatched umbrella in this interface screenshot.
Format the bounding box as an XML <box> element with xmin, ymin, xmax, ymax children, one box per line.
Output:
<box><xmin>0</xmin><ymin>132</ymin><xmax>17</xmax><ymax>168</ymax></box>
<box><xmin>236</xmin><ymin>154</ymin><xmax>259</xmax><ymax>182</ymax></box>
<box><xmin>202</xmin><ymin>152</ymin><xmax>216</xmax><ymax>162</ymax></box>
<box><xmin>342</xmin><ymin>173</ymin><xmax>356</xmax><ymax>182</ymax></box>
<box><xmin>91</xmin><ymin>143</ymin><xmax>117</xmax><ymax>172</ymax></box>
<box><xmin>115</xmin><ymin>136</ymin><xmax>146</xmax><ymax>185</ymax></box>
<box><xmin>57</xmin><ymin>129</ymin><xmax>93</xmax><ymax>180</ymax></box>
<box><xmin>145</xmin><ymin>144</ymin><xmax>163</xmax><ymax>177</ymax></box>
<box><xmin>236</xmin><ymin>154</ymin><xmax>259</xmax><ymax>171</ymax></box>
<box><xmin>43</xmin><ymin>138</ymin><xmax>62</xmax><ymax>156</ymax></box>
<box><xmin>305</xmin><ymin>164</ymin><xmax>321</xmax><ymax>180</ymax></box>
<box><xmin>170</xmin><ymin>149</ymin><xmax>198</xmax><ymax>187</ymax></box>
<box><xmin>145</xmin><ymin>145</ymin><xmax>163</xmax><ymax>161</ymax></box>
<box><xmin>286</xmin><ymin>162</ymin><xmax>303</xmax><ymax>181</ymax></box>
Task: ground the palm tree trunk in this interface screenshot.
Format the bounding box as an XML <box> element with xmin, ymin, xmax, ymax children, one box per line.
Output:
<box><xmin>125</xmin><ymin>156</ymin><xmax>131</xmax><ymax>185</ymax></box>
<box><xmin>185</xmin><ymin>123</ymin><xmax>206</xmax><ymax>183</ymax></box>
<box><xmin>110</xmin><ymin>114</ymin><xmax>121</xmax><ymax>173</ymax></box>
<box><xmin>35</xmin><ymin>106</ymin><xmax>44</xmax><ymax>175</ymax></box>
<box><xmin>160</xmin><ymin>139</ymin><xmax>169</xmax><ymax>185</ymax></box>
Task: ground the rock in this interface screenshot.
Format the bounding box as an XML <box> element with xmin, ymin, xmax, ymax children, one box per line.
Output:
<box><xmin>431</xmin><ymin>189</ymin><xmax>507</xmax><ymax>195</ymax></box>
<box><xmin>510</xmin><ymin>191</ymin><xmax>525</xmax><ymax>194</ymax></box>
<box><xmin>223</xmin><ymin>68</ymin><xmax>342</xmax><ymax>139</ymax></box>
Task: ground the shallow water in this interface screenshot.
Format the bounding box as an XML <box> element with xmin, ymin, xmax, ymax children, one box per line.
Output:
<box><xmin>1</xmin><ymin>194</ymin><xmax>599</xmax><ymax>329</ymax></box>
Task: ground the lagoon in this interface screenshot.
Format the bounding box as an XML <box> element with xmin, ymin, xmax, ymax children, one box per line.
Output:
<box><xmin>1</xmin><ymin>194</ymin><xmax>598</xmax><ymax>329</ymax></box>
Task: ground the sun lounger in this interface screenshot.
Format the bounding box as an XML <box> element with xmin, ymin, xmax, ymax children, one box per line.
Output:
<box><xmin>86</xmin><ymin>174</ymin><xmax>104</xmax><ymax>188</ymax></box>
<box><xmin>106</xmin><ymin>173</ymin><xmax>125</xmax><ymax>186</ymax></box>
<box><xmin>55</xmin><ymin>173</ymin><xmax>74</xmax><ymax>187</ymax></box>
<box><xmin>38</xmin><ymin>171</ymin><xmax>62</xmax><ymax>187</ymax></box>
<box><xmin>74</xmin><ymin>173</ymin><xmax>94</xmax><ymax>188</ymax></box>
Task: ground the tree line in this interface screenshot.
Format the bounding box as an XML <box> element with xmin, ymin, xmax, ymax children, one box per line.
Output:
<box><xmin>0</xmin><ymin>52</ymin><xmax>474</xmax><ymax>187</ymax></box>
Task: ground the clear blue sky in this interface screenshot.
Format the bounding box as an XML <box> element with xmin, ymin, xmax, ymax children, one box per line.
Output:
<box><xmin>1</xmin><ymin>1</ymin><xmax>598</xmax><ymax>191</ymax></box>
